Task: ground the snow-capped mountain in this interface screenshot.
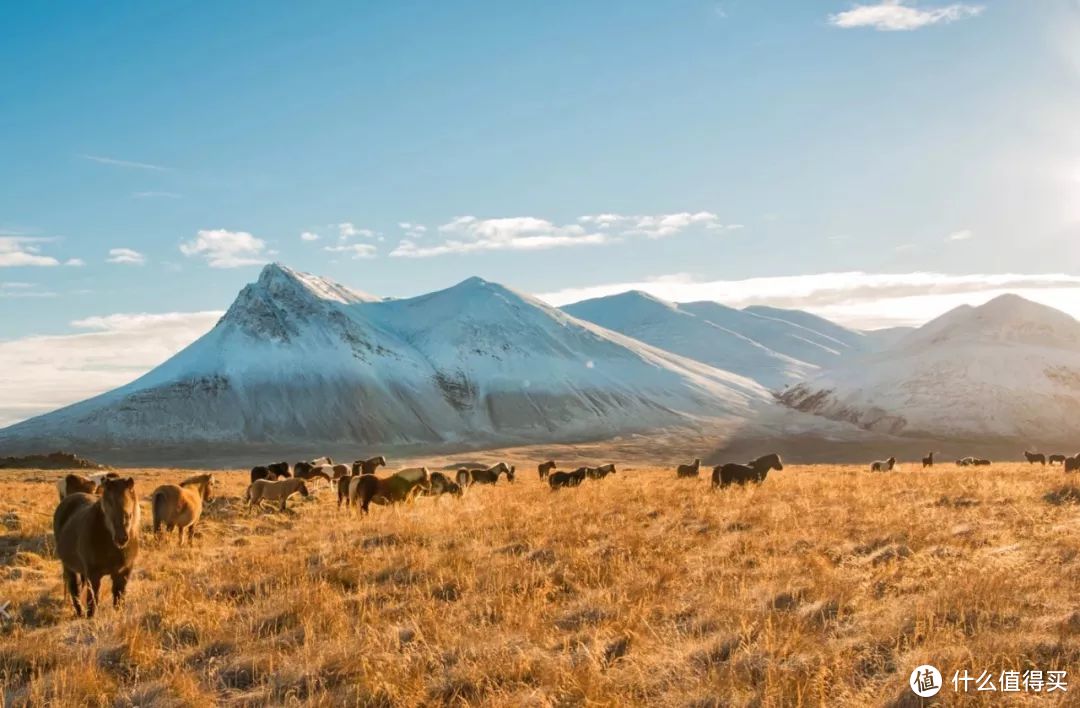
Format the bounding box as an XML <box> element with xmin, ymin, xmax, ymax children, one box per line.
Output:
<box><xmin>778</xmin><ymin>294</ymin><xmax>1080</xmax><ymax>443</ymax></box>
<box><xmin>562</xmin><ymin>291</ymin><xmax>877</xmax><ymax>388</ymax></box>
<box><xmin>0</xmin><ymin>264</ymin><xmax>772</xmax><ymax>453</ymax></box>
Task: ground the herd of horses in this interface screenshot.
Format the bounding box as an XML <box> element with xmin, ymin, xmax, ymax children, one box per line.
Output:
<box><xmin>43</xmin><ymin>446</ymin><xmax>1079</xmax><ymax>619</ymax></box>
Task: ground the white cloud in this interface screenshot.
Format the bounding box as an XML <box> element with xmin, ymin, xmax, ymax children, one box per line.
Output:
<box><xmin>324</xmin><ymin>243</ymin><xmax>377</xmax><ymax>259</ymax></box>
<box><xmin>79</xmin><ymin>154</ymin><xmax>171</xmax><ymax>171</ymax></box>
<box><xmin>541</xmin><ymin>271</ymin><xmax>1080</xmax><ymax>329</ymax></box>
<box><xmin>0</xmin><ymin>310</ymin><xmax>222</xmax><ymax>428</ymax></box>
<box><xmin>0</xmin><ymin>237</ymin><xmax>61</xmax><ymax>267</ymax></box>
<box><xmin>946</xmin><ymin>229</ymin><xmax>974</xmax><ymax>241</ymax></box>
<box><xmin>398</xmin><ymin>222</ymin><xmax>428</xmax><ymax>239</ymax></box>
<box><xmin>65</xmin><ymin>258</ymin><xmax>85</xmax><ymax>267</ymax></box>
<box><xmin>0</xmin><ymin>282</ymin><xmax>55</xmax><ymax>298</ymax></box>
<box><xmin>107</xmin><ymin>247</ymin><xmax>146</xmax><ymax>265</ymax></box>
<box><xmin>392</xmin><ymin>216</ymin><xmax>610</xmax><ymax>258</ymax></box>
<box><xmin>337</xmin><ymin>222</ymin><xmax>376</xmax><ymax>241</ymax></box>
<box><xmin>578</xmin><ymin>211</ymin><xmax>730</xmax><ymax>238</ymax></box>
<box><xmin>179</xmin><ymin>229</ymin><xmax>268</xmax><ymax>268</ymax></box>
<box><xmin>300</xmin><ymin>231</ymin><xmax>320</xmax><ymax>242</ymax></box>
<box><xmin>132</xmin><ymin>191</ymin><xmax>181</xmax><ymax>199</ymax></box>
<box><xmin>829</xmin><ymin>1</ymin><xmax>984</xmax><ymax>31</ymax></box>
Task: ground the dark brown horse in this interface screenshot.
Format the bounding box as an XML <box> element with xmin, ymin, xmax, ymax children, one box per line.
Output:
<box><xmin>337</xmin><ymin>474</ymin><xmax>355</xmax><ymax>508</ymax></box>
<box><xmin>676</xmin><ymin>459</ymin><xmax>701</xmax><ymax>478</ymax></box>
<box><xmin>427</xmin><ymin>472</ymin><xmax>463</xmax><ymax>497</ymax></box>
<box><xmin>54</xmin><ymin>477</ymin><xmax>140</xmax><ymax>618</ymax></box>
<box><xmin>922</xmin><ymin>452</ymin><xmax>935</xmax><ymax>468</ymax></box>
<box><xmin>1048</xmin><ymin>454</ymin><xmax>1067</xmax><ymax>466</ymax></box>
<box><xmin>56</xmin><ymin>473</ymin><xmax>99</xmax><ymax>501</ymax></box>
<box><xmin>267</xmin><ymin>461</ymin><xmax>291</xmax><ymax>478</ymax></box>
<box><xmin>1065</xmin><ymin>455</ymin><xmax>1080</xmax><ymax>472</ymax></box>
<box><xmin>538</xmin><ymin>460</ymin><xmax>556</xmax><ymax>479</ymax></box>
<box><xmin>973</xmin><ymin>458</ymin><xmax>992</xmax><ymax>466</ymax></box>
<box><xmin>711</xmin><ymin>453</ymin><xmax>783</xmax><ymax>488</ymax></box>
<box><xmin>352</xmin><ymin>456</ymin><xmax>387</xmax><ymax>476</ymax></box>
<box><xmin>1025</xmin><ymin>451</ymin><xmax>1047</xmax><ymax>465</ymax></box>
<box><xmin>250</xmin><ymin>466</ymin><xmax>274</xmax><ymax>484</ymax></box>
<box><xmin>295</xmin><ymin>464</ymin><xmax>333</xmax><ymax>487</ymax></box>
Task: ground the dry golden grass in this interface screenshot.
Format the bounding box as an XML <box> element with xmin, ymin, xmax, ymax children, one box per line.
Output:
<box><xmin>1</xmin><ymin>459</ymin><xmax>1079</xmax><ymax>707</ymax></box>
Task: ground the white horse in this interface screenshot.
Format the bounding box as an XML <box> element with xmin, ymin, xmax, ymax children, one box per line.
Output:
<box><xmin>870</xmin><ymin>457</ymin><xmax>897</xmax><ymax>472</ymax></box>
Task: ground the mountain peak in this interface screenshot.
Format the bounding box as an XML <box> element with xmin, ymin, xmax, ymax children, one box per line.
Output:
<box><xmin>254</xmin><ymin>263</ymin><xmax>377</xmax><ymax>305</ymax></box>
<box><xmin>902</xmin><ymin>293</ymin><xmax>1080</xmax><ymax>349</ymax></box>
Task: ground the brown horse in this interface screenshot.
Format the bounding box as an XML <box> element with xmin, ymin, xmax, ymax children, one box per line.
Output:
<box><xmin>56</xmin><ymin>473</ymin><xmax>98</xmax><ymax>501</ymax></box>
<box><xmin>1048</xmin><ymin>454</ymin><xmax>1067</xmax><ymax>466</ymax></box>
<box><xmin>54</xmin><ymin>477</ymin><xmax>140</xmax><ymax>618</ymax></box>
<box><xmin>463</xmin><ymin>462</ymin><xmax>514</xmax><ymax>485</ymax></box>
<box><xmin>427</xmin><ymin>472</ymin><xmax>463</xmax><ymax>497</ymax></box>
<box><xmin>245</xmin><ymin>477</ymin><xmax>310</xmax><ymax>511</ymax></box>
<box><xmin>538</xmin><ymin>460</ymin><xmax>556</xmax><ymax>480</ymax></box>
<box><xmin>267</xmin><ymin>461</ymin><xmax>291</xmax><ymax>478</ymax></box>
<box><xmin>348</xmin><ymin>467</ymin><xmax>431</xmax><ymax>514</ymax></box>
<box><xmin>151</xmin><ymin>474</ymin><xmax>215</xmax><ymax>546</ymax></box>
<box><xmin>711</xmin><ymin>453</ymin><xmax>783</xmax><ymax>488</ymax></box>
<box><xmin>250</xmin><ymin>466</ymin><xmax>274</xmax><ymax>484</ymax></box>
<box><xmin>1025</xmin><ymin>451</ymin><xmax>1047</xmax><ymax>465</ymax></box>
<box><xmin>1065</xmin><ymin>455</ymin><xmax>1080</xmax><ymax>472</ymax></box>
<box><xmin>973</xmin><ymin>458</ymin><xmax>992</xmax><ymax>466</ymax></box>
<box><xmin>922</xmin><ymin>452</ymin><xmax>935</xmax><ymax>468</ymax></box>
<box><xmin>296</xmin><ymin>464</ymin><xmax>333</xmax><ymax>487</ymax></box>
<box><xmin>676</xmin><ymin>459</ymin><xmax>701</xmax><ymax>478</ymax></box>
<box><xmin>352</xmin><ymin>456</ymin><xmax>387</xmax><ymax>476</ymax></box>
<box><xmin>331</xmin><ymin>464</ymin><xmax>350</xmax><ymax>479</ymax></box>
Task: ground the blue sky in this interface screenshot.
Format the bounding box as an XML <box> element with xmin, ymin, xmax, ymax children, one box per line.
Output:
<box><xmin>2</xmin><ymin>1</ymin><xmax>1080</xmax><ymax>423</ymax></box>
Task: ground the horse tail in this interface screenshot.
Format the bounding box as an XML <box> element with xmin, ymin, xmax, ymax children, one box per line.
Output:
<box><xmin>151</xmin><ymin>490</ymin><xmax>166</xmax><ymax>532</ymax></box>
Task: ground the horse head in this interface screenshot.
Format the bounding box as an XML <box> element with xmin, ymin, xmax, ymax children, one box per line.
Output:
<box><xmin>100</xmin><ymin>477</ymin><xmax>139</xmax><ymax>548</ymax></box>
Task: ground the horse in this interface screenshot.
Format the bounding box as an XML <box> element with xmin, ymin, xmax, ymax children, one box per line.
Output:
<box><xmin>331</xmin><ymin>464</ymin><xmax>350</xmax><ymax>479</ymax></box>
<box><xmin>151</xmin><ymin>473</ymin><xmax>215</xmax><ymax>546</ymax></box>
<box><xmin>296</xmin><ymin>464</ymin><xmax>333</xmax><ymax>488</ymax></box>
<box><xmin>1024</xmin><ymin>451</ymin><xmax>1046</xmax><ymax>465</ymax></box>
<box><xmin>348</xmin><ymin>467</ymin><xmax>431</xmax><ymax>514</ymax></box>
<box><xmin>312</xmin><ymin>456</ymin><xmax>333</xmax><ymax>466</ymax></box>
<box><xmin>548</xmin><ymin>468</ymin><xmax>586</xmax><ymax>489</ymax></box>
<box><xmin>922</xmin><ymin>452</ymin><xmax>935</xmax><ymax>468</ymax></box>
<box><xmin>352</xmin><ymin>455</ymin><xmax>387</xmax><ymax>476</ymax></box>
<box><xmin>538</xmin><ymin>461</ymin><xmax>556</xmax><ymax>480</ymax></box>
<box><xmin>56</xmin><ymin>473</ymin><xmax>99</xmax><ymax>501</ymax></box>
<box><xmin>1065</xmin><ymin>455</ymin><xmax>1080</xmax><ymax>472</ymax></box>
<box><xmin>711</xmin><ymin>453</ymin><xmax>783</xmax><ymax>488</ymax></box>
<box><xmin>1049</xmin><ymin>454</ymin><xmax>1067</xmax><ymax>466</ymax></box>
<box><xmin>267</xmin><ymin>461</ymin><xmax>291</xmax><ymax>478</ymax></box>
<box><xmin>463</xmin><ymin>462</ymin><xmax>514</xmax><ymax>485</ymax></box>
<box><xmin>250</xmin><ymin>466</ymin><xmax>274</xmax><ymax>484</ymax></box>
<box><xmin>589</xmin><ymin>463</ymin><xmax>616</xmax><ymax>479</ymax></box>
<box><xmin>956</xmin><ymin>457</ymin><xmax>975</xmax><ymax>467</ymax></box>
<box><xmin>245</xmin><ymin>478</ymin><xmax>310</xmax><ymax>511</ymax></box>
<box><xmin>427</xmin><ymin>472</ymin><xmax>463</xmax><ymax>497</ymax></box>
<box><xmin>676</xmin><ymin>459</ymin><xmax>701</xmax><ymax>478</ymax></box>
<box><xmin>53</xmin><ymin>477</ymin><xmax>140</xmax><ymax>618</ymax></box>
<box><xmin>973</xmin><ymin>458</ymin><xmax>992</xmax><ymax>466</ymax></box>
<box><xmin>870</xmin><ymin>457</ymin><xmax>897</xmax><ymax>472</ymax></box>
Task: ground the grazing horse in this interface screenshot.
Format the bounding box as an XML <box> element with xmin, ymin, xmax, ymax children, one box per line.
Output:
<box><xmin>973</xmin><ymin>458</ymin><xmax>992</xmax><ymax>466</ymax></box>
<box><xmin>151</xmin><ymin>474</ymin><xmax>215</xmax><ymax>546</ymax></box>
<box><xmin>711</xmin><ymin>453</ymin><xmax>783</xmax><ymax>488</ymax></box>
<box><xmin>1049</xmin><ymin>454</ymin><xmax>1067</xmax><ymax>466</ymax></box>
<box><xmin>54</xmin><ymin>477</ymin><xmax>140</xmax><ymax>618</ymax></box>
<box><xmin>267</xmin><ymin>461</ymin><xmax>291</xmax><ymax>478</ymax></box>
<box><xmin>676</xmin><ymin>459</ymin><xmax>701</xmax><ymax>478</ymax></box>
<box><xmin>464</xmin><ymin>462</ymin><xmax>514</xmax><ymax>485</ymax></box>
<box><xmin>56</xmin><ymin>473</ymin><xmax>99</xmax><ymax>501</ymax></box>
<box><xmin>1065</xmin><ymin>455</ymin><xmax>1080</xmax><ymax>472</ymax></box>
<box><xmin>352</xmin><ymin>456</ymin><xmax>387</xmax><ymax>476</ymax></box>
<box><xmin>1024</xmin><ymin>451</ymin><xmax>1047</xmax><ymax>465</ymax></box>
<box><xmin>348</xmin><ymin>468</ymin><xmax>431</xmax><ymax>514</ymax></box>
<box><xmin>245</xmin><ymin>478</ymin><xmax>310</xmax><ymax>512</ymax></box>
<box><xmin>427</xmin><ymin>472</ymin><xmax>463</xmax><ymax>497</ymax></box>
<box><xmin>956</xmin><ymin>457</ymin><xmax>975</xmax><ymax>467</ymax></box>
<box><xmin>538</xmin><ymin>461</ymin><xmax>556</xmax><ymax>480</ymax></box>
<box><xmin>296</xmin><ymin>464</ymin><xmax>333</xmax><ymax>488</ymax></box>
<box><xmin>870</xmin><ymin>457</ymin><xmax>897</xmax><ymax>472</ymax></box>
<box><xmin>548</xmin><ymin>468</ymin><xmax>586</xmax><ymax>489</ymax></box>
<box><xmin>250</xmin><ymin>466</ymin><xmax>274</xmax><ymax>484</ymax></box>
<box><xmin>922</xmin><ymin>452</ymin><xmax>935</xmax><ymax>468</ymax></box>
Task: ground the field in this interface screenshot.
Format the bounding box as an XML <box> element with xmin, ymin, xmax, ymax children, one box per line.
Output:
<box><xmin>2</xmin><ymin>457</ymin><xmax>1079</xmax><ymax>707</ymax></box>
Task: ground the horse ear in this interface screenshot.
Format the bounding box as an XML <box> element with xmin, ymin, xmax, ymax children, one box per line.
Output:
<box><xmin>124</xmin><ymin>477</ymin><xmax>135</xmax><ymax>488</ymax></box>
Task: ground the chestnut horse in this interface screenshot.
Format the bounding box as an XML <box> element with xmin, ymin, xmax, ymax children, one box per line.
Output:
<box><xmin>348</xmin><ymin>467</ymin><xmax>431</xmax><ymax>514</ymax></box>
<box><xmin>151</xmin><ymin>473</ymin><xmax>215</xmax><ymax>546</ymax></box>
<box><xmin>54</xmin><ymin>477</ymin><xmax>140</xmax><ymax>618</ymax></box>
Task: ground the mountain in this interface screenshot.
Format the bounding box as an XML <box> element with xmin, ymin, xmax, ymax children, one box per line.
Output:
<box><xmin>0</xmin><ymin>265</ymin><xmax>771</xmax><ymax>455</ymax></box>
<box><xmin>562</xmin><ymin>292</ymin><xmax>877</xmax><ymax>388</ymax></box>
<box><xmin>778</xmin><ymin>294</ymin><xmax>1080</xmax><ymax>443</ymax></box>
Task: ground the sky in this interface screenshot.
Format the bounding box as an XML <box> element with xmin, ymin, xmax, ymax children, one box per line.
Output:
<box><xmin>2</xmin><ymin>0</ymin><xmax>1080</xmax><ymax>425</ymax></box>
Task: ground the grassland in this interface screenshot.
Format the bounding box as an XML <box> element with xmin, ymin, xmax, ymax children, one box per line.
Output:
<box><xmin>1</xmin><ymin>457</ymin><xmax>1079</xmax><ymax>707</ymax></box>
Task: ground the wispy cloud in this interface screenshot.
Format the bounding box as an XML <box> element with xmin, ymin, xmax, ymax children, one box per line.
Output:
<box><xmin>65</xmin><ymin>258</ymin><xmax>85</xmax><ymax>267</ymax></box>
<box><xmin>324</xmin><ymin>243</ymin><xmax>377</xmax><ymax>259</ymax></box>
<box><xmin>0</xmin><ymin>282</ymin><xmax>56</xmax><ymax>299</ymax></box>
<box><xmin>829</xmin><ymin>1</ymin><xmax>984</xmax><ymax>31</ymax></box>
<box><xmin>179</xmin><ymin>229</ymin><xmax>268</xmax><ymax>268</ymax></box>
<box><xmin>132</xmin><ymin>191</ymin><xmax>181</xmax><ymax>199</ymax></box>
<box><xmin>300</xmin><ymin>231</ymin><xmax>320</xmax><ymax>242</ymax></box>
<box><xmin>946</xmin><ymin>229</ymin><xmax>974</xmax><ymax>242</ymax></box>
<box><xmin>391</xmin><ymin>216</ymin><xmax>609</xmax><ymax>258</ymax></box>
<box><xmin>541</xmin><ymin>271</ymin><xmax>1080</xmax><ymax>328</ymax></box>
<box><xmin>0</xmin><ymin>310</ymin><xmax>222</xmax><ymax>428</ymax></box>
<box><xmin>79</xmin><ymin>154</ymin><xmax>172</xmax><ymax>171</ymax></box>
<box><xmin>579</xmin><ymin>211</ymin><xmax>730</xmax><ymax>238</ymax></box>
<box><xmin>107</xmin><ymin>248</ymin><xmax>147</xmax><ymax>265</ymax></box>
<box><xmin>337</xmin><ymin>222</ymin><xmax>376</xmax><ymax>241</ymax></box>
<box><xmin>0</xmin><ymin>237</ymin><xmax>64</xmax><ymax>267</ymax></box>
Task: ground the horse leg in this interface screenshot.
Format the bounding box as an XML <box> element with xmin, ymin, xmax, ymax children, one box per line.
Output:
<box><xmin>64</xmin><ymin>569</ymin><xmax>84</xmax><ymax>617</ymax></box>
<box><xmin>177</xmin><ymin>525</ymin><xmax>185</xmax><ymax>546</ymax></box>
<box><xmin>111</xmin><ymin>570</ymin><xmax>130</xmax><ymax>608</ymax></box>
<box><xmin>187</xmin><ymin>525</ymin><xmax>195</xmax><ymax>545</ymax></box>
<box><xmin>86</xmin><ymin>575</ymin><xmax>102</xmax><ymax>618</ymax></box>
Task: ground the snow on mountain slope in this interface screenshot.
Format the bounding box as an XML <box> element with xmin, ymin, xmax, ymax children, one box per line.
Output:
<box><xmin>0</xmin><ymin>265</ymin><xmax>772</xmax><ymax>451</ymax></box>
<box><xmin>778</xmin><ymin>294</ymin><xmax>1080</xmax><ymax>442</ymax></box>
<box><xmin>562</xmin><ymin>291</ymin><xmax>815</xmax><ymax>389</ymax></box>
<box><xmin>740</xmin><ymin>305</ymin><xmax>872</xmax><ymax>356</ymax></box>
